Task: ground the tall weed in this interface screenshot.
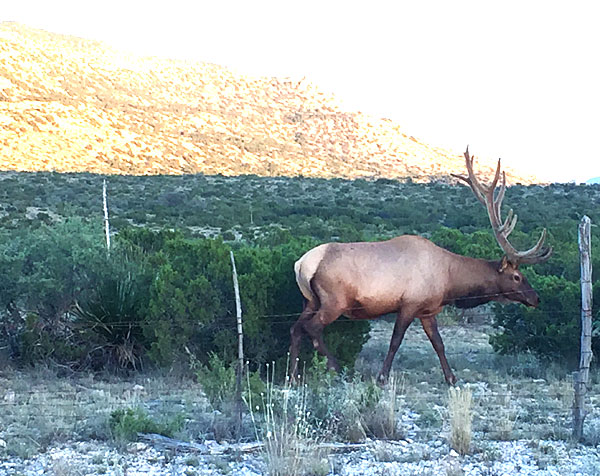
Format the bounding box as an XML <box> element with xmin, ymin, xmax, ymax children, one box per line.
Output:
<box><xmin>247</xmin><ymin>362</ymin><xmax>328</xmax><ymax>476</ymax></box>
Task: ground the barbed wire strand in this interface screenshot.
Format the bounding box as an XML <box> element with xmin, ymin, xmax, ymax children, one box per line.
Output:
<box><xmin>57</xmin><ymin>305</ymin><xmax>588</xmax><ymax>329</ymax></box>
<box><xmin>0</xmin><ymin>393</ymin><xmax>579</xmax><ymax>407</ymax></box>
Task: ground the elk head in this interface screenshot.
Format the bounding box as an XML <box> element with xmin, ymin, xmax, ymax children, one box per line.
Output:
<box><xmin>453</xmin><ymin>147</ymin><xmax>552</xmax><ymax>307</ymax></box>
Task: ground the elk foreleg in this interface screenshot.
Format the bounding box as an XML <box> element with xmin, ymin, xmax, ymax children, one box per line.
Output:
<box><xmin>378</xmin><ymin>312</ymin><xmax>415</xmax><ymax>385</ymax></box>
<box><xmin>421</xmin><ymin>316</ymin><xmax>457</xmax><ymax>385</ymax></box>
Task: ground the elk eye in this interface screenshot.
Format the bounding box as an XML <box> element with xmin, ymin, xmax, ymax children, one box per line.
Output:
<box><xmin>513</xmin><ymin>274</ymin><xmax>521</xmax><ymax>282</ymax></box>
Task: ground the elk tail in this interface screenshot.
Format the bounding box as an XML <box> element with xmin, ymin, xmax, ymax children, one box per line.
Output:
<box><xmin>294</xmin><ymin>244</ymin><xmax>328</xmax><ymax>306</ymax></box>
<box><xmin>294</xmin><ymin>256</ymin><xmax>315</xmax><ymax>302</ymax></box>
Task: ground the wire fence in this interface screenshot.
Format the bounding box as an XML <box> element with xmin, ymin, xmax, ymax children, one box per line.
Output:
<box><xmin>31</xmin><ymin>304</ymin><xmax>586</xmax><ymax>330</ymax></box>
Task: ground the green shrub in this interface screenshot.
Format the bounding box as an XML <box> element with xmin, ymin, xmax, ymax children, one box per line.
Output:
<box><xmin>118</xmin><ymin>228</ymin><xmax>370</xmax><ymax>372</ymax></box>
<box><xmin>143</xmin><ymin>236</ymin><xmax>233</xmax><ymax>366</ymax></box>
<box><xmin>19</xmin><ymin>312</ymin><xmax>85</xmax><ymax>365</ymax></box>
<box><xmin>109</xmin><ymin>407</ymin><xmax>184</xmax><ymax>442</ymax></box>
<box><xmin>0</xmin><ymin>218</ymin><xmax>107</xmax><ymax>366</ymax></box>
<box><xmin>222</xmin><ymin>230</ymin><xmax>236</xmax><ymax>241</ymax></box>
<box><xmin>490</xmin><ymin>272</ymin><xmax>586</xmax><ymax>364</ymax></box>
<box><xmin>194</xmin><ymin>352</ymin><xmax>267</xmax><ymax>416</ymax></box>
<box><xmin>194</xmin><ymin>352</ymin><xmax>236</xmax><ymax>408</ymax></box>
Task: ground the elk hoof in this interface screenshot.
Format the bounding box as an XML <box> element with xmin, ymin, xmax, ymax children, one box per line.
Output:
<box><xmin>376</xmin><ymin>373</ymin><xmax>388</xmax><ymax>387</ymax></box>
<box><xmin>445</xmin><ymin>374</ymin><xmax>458</xmax><ymax>386</ymax></box>
<box><xmin>328</xmin><ymin>363</ymin><xmax>341</xmax><ymax>373</ymax></box>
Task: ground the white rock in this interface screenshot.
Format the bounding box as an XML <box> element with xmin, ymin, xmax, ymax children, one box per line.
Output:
<box><xmin>3</xmin><ymin>391</ymin><xmax>15</xmax><ymax>403</ymax></box>
<box><xmin>127</xmin><ymin>442</ymin><xmax>148</xmax><ymax>453</ymax></box>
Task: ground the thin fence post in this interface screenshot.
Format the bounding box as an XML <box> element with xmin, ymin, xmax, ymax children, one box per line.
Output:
<box><xmin>230</xmin><ymin>251</ymin><xmax>244</xmax><ymax>439</ymax></box>
<box><xmin>573</xmin><ymin>215</ymin><xmax>593</xmax><ymax>441</ymax></box>
<box><xmin>102</xmin><ymin>179</ymin><xmax>111</xmax><ymax>252</ymax></box>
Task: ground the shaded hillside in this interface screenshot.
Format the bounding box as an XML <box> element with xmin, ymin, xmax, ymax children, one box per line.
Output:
<box><xmin>1</xmin><ymin>23</ymin><xmax>538</xmax><ymax>183</ymax></box>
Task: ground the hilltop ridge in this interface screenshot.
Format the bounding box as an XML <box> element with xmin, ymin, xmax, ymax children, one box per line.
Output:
<box><xmin>0</xmin><ymin>22</ymin><xmax>539</xmax><ymax>183</ymax></box>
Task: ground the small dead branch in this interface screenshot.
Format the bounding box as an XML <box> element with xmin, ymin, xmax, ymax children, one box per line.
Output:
<box><xmin>138</xmin><ymin>433</ymin><xmax>400</xmax><ymax>455</ymax></box>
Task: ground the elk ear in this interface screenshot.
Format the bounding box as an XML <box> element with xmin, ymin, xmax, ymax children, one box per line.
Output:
<box><xmin>498</xmin><ymin>256</ymin><xmax>510</xmax><ymax>273</ymax></box>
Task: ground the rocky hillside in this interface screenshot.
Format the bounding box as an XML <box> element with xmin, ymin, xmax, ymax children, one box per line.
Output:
<box><xmin>0</xmin><ymin>22</ymin><xmax>538</xmax><ymax>183</ymax></box>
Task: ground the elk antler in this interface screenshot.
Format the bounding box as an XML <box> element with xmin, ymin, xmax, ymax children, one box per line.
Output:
<box><xmin>452</xmin><ymin>147</ymin><xmax>552</xmax><ymax>265</ymax></box>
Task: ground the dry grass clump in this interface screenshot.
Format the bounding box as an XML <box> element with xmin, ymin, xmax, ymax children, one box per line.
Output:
<box><xmin>493</xmin><ymin>390</ymin><xmax>519</xmax><ymax>441</ymax></box>
<box><xmin>305</xmin><ymin>355</ymin><xmax>404</xmax><ymax>443</ymax></box>
<box><xmin>247</xmin><ymin>363</ymin><xmax>329</xmax><ymax>476</ymax></box>
<box><xmin>51</xmin><ymin>458</ymin><xmax>85</xmax><ymax>476</ymax></box>
<box><xmin>361</xmin><ymin>374</ymin><xmax>402</xmax><ymax>440</ymax></box>
<box><xmin>448</xmin><ymin>385</ymin><xmax>473</xmax><ymax>455</ymax></box>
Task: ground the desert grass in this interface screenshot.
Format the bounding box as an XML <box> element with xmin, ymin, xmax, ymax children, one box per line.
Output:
<box><xmin>496</xmin><ymin>392</ymin><xmax>518</xmax><ymax>441</ymax></box>
<box><xmin>246</xmin><ymin>363</ymin><xmax>329</xmax><ymax>476</ymax></box>
<box><xmin>1</xmin><ymin>319</ymin><xmax>597</xmax><ymax>465</ymax></box>
<box><xmin>51</xmin><ymin>458</ymin><xmax>85</xmax><ymax>476</ymax></box>
<box><xmin>362</xmin><ymin>373</ymin><xmax>402</xmax><ymax>439</ymax></box>
<box><xmin>323</xmin><ymin>372</ymin><xmax>405</xmax><ymax>442</ymax></box>
<box><xmin>0</xmin><ymin>368</ymin><xmax>205</xmax><ymax>458</ymax></box>
<box><xmin>448</xmin><ymin>385</ymin><xmax>473</xmax><ymax>455</ymax></box>
<box><xmin>473</xmin><ymin>384</ymin><xmax>520</xmax><ymax>441</ymax></box>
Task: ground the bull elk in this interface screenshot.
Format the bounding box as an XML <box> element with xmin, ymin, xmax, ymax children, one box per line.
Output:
<box><xmin>290</xmin><ymin>147</ymin><xmax>551</xmax><ymax>385</ymax></box>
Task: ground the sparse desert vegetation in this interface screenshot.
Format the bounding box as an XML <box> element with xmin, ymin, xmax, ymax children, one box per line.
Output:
<box><xmin>1</xmin><ymin>320</ymin><xmax>600</xmax><ymax>474</ymax></box>
<box><xmin>2</xmin><ymin>17</ymin><xmax>600</xmax><ymax>476</ymax></box>
<box><xmin>0</xmin><ymin>137</ymin><xmax>599</xmax><ymax>475</ymax></box>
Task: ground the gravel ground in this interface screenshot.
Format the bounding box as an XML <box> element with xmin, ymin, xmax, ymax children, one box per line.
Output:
<box><xmin>1</xmin><ymin>437</ymin><xmax>599</xmax><ymax>476</ymax></box>
<box><xmin>2</xmin><ymin>321</ymin><xmax>599</xmax><ymax>475</ymax></box>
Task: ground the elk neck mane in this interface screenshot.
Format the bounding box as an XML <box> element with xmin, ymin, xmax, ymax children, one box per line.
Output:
<box><xmin>442</xmin><ymin>252</ymin><xmax>503</xmax><ymax>309</ymax></box>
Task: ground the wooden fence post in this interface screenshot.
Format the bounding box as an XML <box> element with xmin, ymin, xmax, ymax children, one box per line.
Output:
<box><xmin>230</xmin><ymin>251</ymin><xmax>244</xmax><ymax>439</ymax></box>
<box><xmin>102</xmin><ymin>179</ymin><xmax>111</xmax><ymax>252</ymax></box>
<box><xmin>573</xmin><ymin>215</ymin><xmax>593</xmax><ymax>441</ymax></box>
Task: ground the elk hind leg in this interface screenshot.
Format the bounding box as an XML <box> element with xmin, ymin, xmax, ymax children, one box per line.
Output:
<box><xmin>302</xmin><ymin>307</ymin><xmax>341</xmax><ymax>372</ymax></box>
<box><xmin>421</xmin><ymin>316</ymin><xmax>457</xmax><ymax>385</ymax></box>
<box><xmin>289</xmin><ymin>300</ymin><xmax>317</xmax><ymax>380</ymax></box>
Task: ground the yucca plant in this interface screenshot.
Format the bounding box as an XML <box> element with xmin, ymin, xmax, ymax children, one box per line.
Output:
<box><xmin>73</xmin><ymin>266</ymin><xmax>147</xmax><ymax>369</ymax></box>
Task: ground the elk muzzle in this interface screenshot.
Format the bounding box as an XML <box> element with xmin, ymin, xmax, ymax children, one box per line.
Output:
<box><xmin>521</xmin><ymin>289</ymin><xmax>540</xmax><ymax>308</ymax></box>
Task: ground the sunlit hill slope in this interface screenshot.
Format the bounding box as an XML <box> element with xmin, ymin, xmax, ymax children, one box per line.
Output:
<box><xmin>0</xmin><ymin>22</ymin><xmax>538</xmax><ymax>183</ymax></box>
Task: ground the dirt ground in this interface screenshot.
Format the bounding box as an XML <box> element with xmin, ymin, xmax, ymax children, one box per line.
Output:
<box><xmin>1</xmin><ymin>319</ymin><xmax>599</xmax><ymax>475</ymax></box>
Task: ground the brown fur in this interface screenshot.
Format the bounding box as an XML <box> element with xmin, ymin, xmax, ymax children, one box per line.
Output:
<box><xmin>289</xmin><ymin>235</ymin><xmax>539</xmax><ymax>385</ymax></box>
<box><xmin>290</xmin><ymin>148</ymin><xmax>551</xmax><ymax>385</ymax></box>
